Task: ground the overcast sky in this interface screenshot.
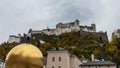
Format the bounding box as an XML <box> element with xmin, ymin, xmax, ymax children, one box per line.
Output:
<box><xmin>0</xmin><ymin>0</ymin><xmax>120</xmax><ymax>44</ymax></box>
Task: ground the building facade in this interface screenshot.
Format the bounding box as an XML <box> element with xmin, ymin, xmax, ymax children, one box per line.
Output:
<box><xmin>80</xmin><ymin>31</ymin><xmax>108</xmax><ymax>42</ymax></box>
<box><xmin>8</xmin><ymin>20</ymin><xmax>101</xmax><ymax>44</ymax></box>
<box><xmin>45</xmin><ymin>47</ymin><xmax>82</xmax><ymax>68</ymax></box>
<box><xmin>112</xmin><ymin>29</ymin><xmax>120</xmax><ymax>39</ymax></box>
<box><xmin>8</xmin><ymin>35</ymin><xmax>20</xmax><ymax>43</ymax></box>
<box><xmin>42</xmin><ymin>19</ymin><xmax>96</xmax><ymax>35</ymax></box>
<box><xmin>80</xmin><ymin>24</ymin><xmax>96</xmax><ymax>32</ymax></box>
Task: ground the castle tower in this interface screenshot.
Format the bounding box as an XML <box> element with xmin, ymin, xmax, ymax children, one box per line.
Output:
<box><xmin>74</xmin><ymin>19</ymin><xmax>80</xmax><ymax>31</ymax></box>
<box><xmin>56</xmin><ymin>23</ymin><xmax>63</xmax><ymax>35</ymax></box>
<box><xmin>74</xmin><ymin>19</ymin><xmax>79</xmax><ymax>26</ymax></box>
<box><xmin>91</xmin><ymin>23</ymin><xmax>96</xmax><ymax>32</ymax></box>
<box><xmin>56</xmin><ymin>23</ymin><xmax>62</xmax><ymax>28</ymax></box>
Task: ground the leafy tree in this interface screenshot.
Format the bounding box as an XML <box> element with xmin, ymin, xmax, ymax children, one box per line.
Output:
<box><xmin>106</xmin><ymin>38</ymin><xmax>120</xmax><ymax>65</ymax></box>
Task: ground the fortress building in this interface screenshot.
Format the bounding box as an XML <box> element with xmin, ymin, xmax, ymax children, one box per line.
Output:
<box><xmin>42</xmin><ymin>19</ymin><xmax>96</xmax><ymax>35</ymax></box>
<box><xmin>8</xmin><ymin>19</ymin><xmax>106</xmax><ymax>44</ymax></box>
<box><xmin>8</xmin><ymin>35</ymin><xmax>21</xmax><ymax>44</ymax></box>
<box><xmin>41</xmin><ymin>20</ymin><xmax>80</xmax><ymax>35</ymax></box>
<box><xmin>55</xmin><ymin>19</ymin><xmax>80</xmax><ymax>35</ymax></box>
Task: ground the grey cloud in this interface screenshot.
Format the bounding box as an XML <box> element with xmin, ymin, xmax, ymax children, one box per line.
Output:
<box><xmin>0</xmin><ymin>0</ymin><xmax>120</xmax><ymax>43</ymax></box>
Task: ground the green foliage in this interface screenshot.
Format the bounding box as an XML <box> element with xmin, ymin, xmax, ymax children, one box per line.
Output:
<box><xmin>106</xmin><ymin>38</ymin><xmax>120</xmax><ymax>65</ymax></box>
<box><xmin>0</xmin><ymin>31</ymin><xmax>108</xmax><ymax>62</ymax></box>
<box><xmin>39</xmin><ymin>31</ymin><xmax>106</xmax><ymax>60</ymax></box>
<box><xmin>0</xmin><ymin>42</ymin><xmax>15</xmax><ymax>60</ymax></box>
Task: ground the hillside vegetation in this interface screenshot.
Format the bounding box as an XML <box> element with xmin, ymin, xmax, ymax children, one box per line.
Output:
<box><xmin>0</xmin><ymin>31</ymin><xmax>120</xmax><ymax>65</ymax></box>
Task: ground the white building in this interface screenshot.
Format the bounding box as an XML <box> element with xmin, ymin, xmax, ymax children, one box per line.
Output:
<box><xmin>0</xmin><ymin>59</ymin><xmax>5</xmax><ymax>68</ymax></box>
<box><xmin>8</xmin><ymin>35</ymin><xmax>20</xmax><ymax>43</ymax></box>
<box><xmin>80</xmin><ymin>24</ymin><xmax>96</xmax><ymax>32</ymax></box>
<box><xmin>41</xmin><ymin>19</ymin><xmax>96</xmax><ymax>36</ymax></box>
<box><xmin>112</xmin><ymin>29</ymin><xmax>120</xmax><ymax>39</ymax></box>
<box><xmin>45</xmin><ymin>47</ymin><xmax>82</xmax><ymax>68</ymax></box>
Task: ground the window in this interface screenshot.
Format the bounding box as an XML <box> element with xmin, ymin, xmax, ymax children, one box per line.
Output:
<box><xmin>58</xmin><ymin>66</ymin><xmax>61</xmax><ymax>68</ymax></box>
<box><xmin>59</xmin><ymin>57</ymin><xmax>61</xmax><ymax>62</ymax></box>
<box><xmin>52</xmin><ymin>66</ymin><xmax>54</xmax><ymax>68</ymax></box>
<box><xmin>33</xmin><ymin>37</ymin><xmax>35</xmax><ymax>39</ymax></box>
<box><xmin>88</xmin><ymin>66</ymin><xmax>91</xmax><ymax>67</ymax></box>
<box><xmin>52</xmin><ymin>57</ymin><xmax>55</xmax><ymax>62</ymax></box>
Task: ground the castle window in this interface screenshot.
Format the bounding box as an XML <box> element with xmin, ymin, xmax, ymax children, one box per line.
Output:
<box><xmin>33</xmin><ymin>37</ymin><xmax>35</xmax><ymax>39</ymax></box>
<box><xmin>59</xmin><ymin>57</ymin><xmax>61</xmax><ymax>62</ymax></box>
<box><xmin>52</xmin><ymin>57</ymin><xmax>55</xmax><ymax>62</ymax></box>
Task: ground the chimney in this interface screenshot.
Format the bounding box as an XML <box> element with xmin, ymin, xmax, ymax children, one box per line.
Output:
<box><xmin>91</xmin><ymin>54</ymin><xmax>94</xmax><ymax>61</ymax></box>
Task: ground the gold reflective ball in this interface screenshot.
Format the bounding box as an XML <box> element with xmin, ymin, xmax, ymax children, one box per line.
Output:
<box><xmin>5</xmin><ymin>43</ymin><xmax>43</xmax><ymax>68</ymax></box>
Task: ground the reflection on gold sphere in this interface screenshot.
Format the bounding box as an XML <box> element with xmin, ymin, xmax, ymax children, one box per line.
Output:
<box><xmin>5</xmin><ymin>43</ymin><xmax>43</xmax><ymax>68</ymax></box>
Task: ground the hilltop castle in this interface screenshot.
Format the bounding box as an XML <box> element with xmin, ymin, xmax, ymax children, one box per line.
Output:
<box><xmin>8</xmin><ymin>19</ymin><xmax>108</xmax><ymax>44</ymax></box>
<box><xmin>29</xmin><ymin>19</ymin><xmax>96</xmax><ymax>36</ymax></box>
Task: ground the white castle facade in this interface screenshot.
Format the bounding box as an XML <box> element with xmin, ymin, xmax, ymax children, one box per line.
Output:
<box><xmin>8</xmin><ymin>19</ymin><xmax>96</xmax><ymax>43</ymax></box>
<box><xmin>42</xmin><ymin>19</ymin><xmax>80</xmax><ymax>35</ymax></box>
<box><xmin>41</xmin><ymin>19</ymin><xmax>96</xmax><ymax>35</ymax></box>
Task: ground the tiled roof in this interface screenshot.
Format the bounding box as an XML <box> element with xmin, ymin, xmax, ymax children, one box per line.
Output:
<box><xmin>80</xmin><ymin>61</ymin><xmax>116</xmax><ymax>66</ymax></box>
<box><xmin>80</xmin><ymin>58</ymin><xmax>90</xmax><ymax>63</ymax></box>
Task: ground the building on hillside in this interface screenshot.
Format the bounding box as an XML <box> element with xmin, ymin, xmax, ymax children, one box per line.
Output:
<box><xmin>0</xmin><ymin>59</ymin><xmax>5</xmax><ymax>68</ymax></box>
<box><xmin>80</xmin><ymin>24</ymin><xmax>96</xmax><ymax>32</ymax></box>
<box><xmin>45</xmin><ymin>47</ymin><xmax>83</xmax><ymax>68</ymax></box>
<box><xmin>41</xmin><ymin>20</ymin><xmax>80</xmax><ymax>35</ymax></box>
<box><xmin>80</xmin><ymin>31</ymin><xmax>108</xmax><ymax>42</ymax></box>
<box><xmin>42</xmin><ymin>29</ymin><xmax>57</xmax><ymax>35</ymax></box>
<box><xmin>14</xmin><ymin>32</ymin><xmax>46</xmax><ymax>44</ymax></box>
<box><xmin>42</xmin><ymin>19</ymin><xmax>96</xmax><ymax>35</ymax></box>
<box><xmin>8</xmin><ymin>35</ymin><xmax>20</xmax><ymax>43</ymax></box>
<box><xmin>8</xmin><ymin>20</ymin><xmax>103</xmax><ymax>44</ymax></box>
<box><xmin>112</xmin><ymin>29</ymin><xmax>120</xmax><ymax>39</ymax></box>
<box><xmin>27</xmin><ymin>29</ymin><xmax>45</xmax><ymax>43</ymax></box>
<box><xmin>80</xmin><ymin>61</ymin><xmax>117</xmax><ymax>68</ymax></box>
<box><xmin>55</xmin><ymin>19</ymin><xmax>80</xmax><ymax>35</ymax></box>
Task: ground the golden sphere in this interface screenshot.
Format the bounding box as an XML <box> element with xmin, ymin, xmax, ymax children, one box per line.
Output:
<box><xmin>5</xmin><ymin>43</ymin><xmax>43</xmax><ymax>68</ymax></box>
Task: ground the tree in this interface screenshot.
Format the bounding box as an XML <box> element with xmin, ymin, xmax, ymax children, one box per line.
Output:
<box><xmin>106</xmin><ymin>38</ymin><xmax>120</xmax><ymax>65</ymax></box>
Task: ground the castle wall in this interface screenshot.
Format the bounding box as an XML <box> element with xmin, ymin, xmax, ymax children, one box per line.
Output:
<box><xmin>55</xmin><ymin>20</ymin><xmax>80</xmax><ymax>35</ymax></box>
<box><xmin>8</xmin><ymin>35</ymin><xmax>20</xmax><ymax>43</ymax></box>
<box><xmin>28</xmin><ymin>20</ymin><xmax>96</xmax><ymax>36</ymax></box>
